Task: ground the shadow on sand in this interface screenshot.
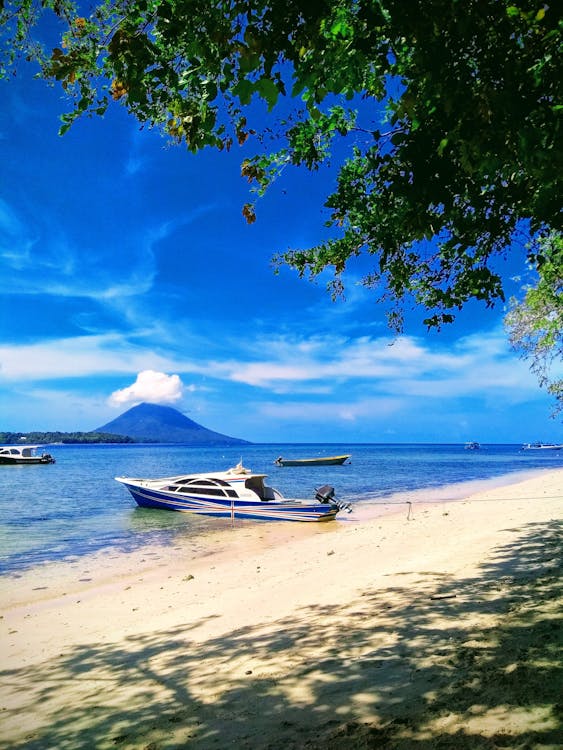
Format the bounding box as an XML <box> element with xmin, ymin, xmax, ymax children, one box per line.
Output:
<box><xmin>2</xmin><ymin>519</ymin><xmax>561</xmax><ymax>749</ymax></box>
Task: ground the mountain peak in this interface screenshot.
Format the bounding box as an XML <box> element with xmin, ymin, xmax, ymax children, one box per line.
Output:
<box><xmin>96</xmin><ymin>403</ymin><xmax>250</xmax><ymax>445</ymax></box>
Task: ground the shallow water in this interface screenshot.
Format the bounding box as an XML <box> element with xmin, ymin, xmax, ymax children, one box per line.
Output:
<box><xmin>0</xmin><ymin>442</ymin><xmax>560</xmax><ymax>574</ymax></box>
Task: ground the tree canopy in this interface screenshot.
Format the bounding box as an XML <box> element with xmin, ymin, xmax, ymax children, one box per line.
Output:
<box><xmin>1</xmin><ymin>0</ymin><xmax>561</xmax><ymax>328</ymax></box>
<box><xmin>505</xmin><ymin>232</ymin><xmax>563</xmax><ymax>417</ymax></box>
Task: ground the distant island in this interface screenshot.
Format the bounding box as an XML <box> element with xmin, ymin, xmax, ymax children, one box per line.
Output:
<box><xmin>0</xmin><ymin>403</ymin><xmax>250</xmax><ymax>446</ymax></box>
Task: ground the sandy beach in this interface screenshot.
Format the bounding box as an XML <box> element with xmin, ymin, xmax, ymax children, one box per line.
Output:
<box><xmin>1</xmin><ymin>469</ymin><xmax>562</xmax><ymax>749</ymax></box>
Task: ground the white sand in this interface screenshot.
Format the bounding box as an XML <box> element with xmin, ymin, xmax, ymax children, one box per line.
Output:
<box><xmin>1</xmin><ymin>469</ymin><xmax>562</xmax><ymax>749</ymax></box>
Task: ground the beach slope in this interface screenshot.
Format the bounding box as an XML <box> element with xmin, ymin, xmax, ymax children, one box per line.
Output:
<box><xmin>1</xmin><ymin>469</ymin><xmax>562</xmax><ymax>749</ymax></box>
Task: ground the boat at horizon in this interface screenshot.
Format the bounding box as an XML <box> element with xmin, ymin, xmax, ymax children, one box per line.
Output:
<box><xmin>116</xmin><ymin>462</ymin><xmax>351</xmax><ymax>522</ymax></box>
<box><xmin>274</xmin><ymin>454</ymin><xmax>351</xmax><ymax>467</ymax></box>
<box><xmin>464</xmin><ymin>441</ymin><xmax>481</xmax><ymax>450</ymax></box>
<box><xmin>522</xmin><ymin>442</ymin><xmax>563</xmax><ymax>450</ymax></box>
<box><xmin>0</xmin><ymin>445</ymin><xmax>56</xmax><ymax>465</ymax></box>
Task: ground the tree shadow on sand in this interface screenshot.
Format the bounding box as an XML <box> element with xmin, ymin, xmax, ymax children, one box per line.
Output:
<box><xmin>1</xmin><ymin>519</ymin><xmax>561</xmax><ymax>749</ymax></box>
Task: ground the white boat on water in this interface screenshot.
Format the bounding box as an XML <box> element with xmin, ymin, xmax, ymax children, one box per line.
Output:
<box><xmin>464</xmin><ymin>441</ymin><xmax>481</xmax><ymax>450</ymax></box>
<box><xmin>0</xmin><ymin>445</ymin><xmax>56</xmax><ymax>465</ymax></box>
<box><xmin>116</xmin><ymin>461</ymin><xmax>351</xmax><ymax>522</ymax></box>
<box><xmin>522</xmin><ymin>442</ymin><xmax>563</xmax><ymax>450</ymax></box>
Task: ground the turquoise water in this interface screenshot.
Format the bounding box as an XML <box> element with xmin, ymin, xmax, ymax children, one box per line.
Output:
<box><xmin>0</xmin><ymin>443</ymin><xmax>561</xmax><ymax>574</ymax></box>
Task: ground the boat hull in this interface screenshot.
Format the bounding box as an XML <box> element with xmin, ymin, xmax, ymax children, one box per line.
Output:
<box><xmin>522</xmin><ymin>444</ymin><xmax>562</xmax><ymax>450</ymax></box>
<box><xmin>0</xmin><ymin>456</ymin><xmax>55</xmax><ymax>464</ymax></box>
<box><xmin>122</xmin><ymin>483</ymin><xmax>338</xmax><ymax>522</ymax></box>
<box><xmin>275</xmin><ymin>455</ymin><xmax>350</xmax><ymax>467</ymax></box>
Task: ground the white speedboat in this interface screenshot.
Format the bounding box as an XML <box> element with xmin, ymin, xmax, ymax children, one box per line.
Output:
<box><xmin>116</xmin><ymin>462</ymin><xmax>351</xmax><ymax>522</ymax></box>
<box><xmin>0</xmin><ymin>445</ymin><xmax>56</xmax><ymax>464</ymax></box>
<box><xmin>522</xmin><ymin>442</ymin><xmax>563</xmax><ymax>450</ymax></box>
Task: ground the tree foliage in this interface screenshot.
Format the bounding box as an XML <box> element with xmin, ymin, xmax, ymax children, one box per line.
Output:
<box><xmin>1</xmin><ymin>0</ymin><xmax>561</xmax><ymax>328</ymax></box>
<box><xmin>505</xmin><ymin>232</ymin><xmax>563</xmax><ymax>417</ymax></box>
<box><xmin>0</xmin><ymin>431</ymin><xmax>138</xmax><ymax>444</ymax></box>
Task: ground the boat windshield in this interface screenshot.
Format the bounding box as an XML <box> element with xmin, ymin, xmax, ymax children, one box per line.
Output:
<box><xmin>244</xmin><ymin>475</ymin><xmax>280</xmax><ymax>501</ymax></box>
<box><xmin>244</xmin><ymin>475</ymin><xmax>265</xmax><ymax>496</ymax></box>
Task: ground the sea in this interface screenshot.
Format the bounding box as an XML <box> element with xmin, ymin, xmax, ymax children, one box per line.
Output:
<box><xmin>1</xmin><ymin>443</ymin><xmax>561</xmax><ymax>575</ymax></box>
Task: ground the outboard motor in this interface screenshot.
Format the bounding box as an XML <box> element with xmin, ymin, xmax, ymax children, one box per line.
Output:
<box><xmin>315</xmin><ymin>485</ymin><xmax>352</xmax><ymax>513</ymax></box>
<box><xmin>315</xmin><ymin>484</ymin><xmax>335</xmax><ymax>504</ymax></box>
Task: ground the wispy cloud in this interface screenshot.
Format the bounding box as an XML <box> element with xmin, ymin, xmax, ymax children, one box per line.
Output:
<box><xmin>0</xmin><ymin>334</ymin><xmax>175</xmax><ymax>380</ymax></box>
<box><xmin>256</xmin><ymin>396</ymin><xmax>404</xmax><ymax>423</ymax></box>
<box><xmin>0</xmin><ymin>196</ymin><xmax>216</xmax><ymax>303</ymax></box>
<box><xmin>0</xmin><ymin>326</ymin><xmax>539</xmax><ymax>403</ymax></box>
<box><xmin>0</xmin><ymin>323</ymin><xmax>550</xmax><ymax>438</ymax></box>
<box><xmin>0</xmin><ymin>198</ymin><xmax>38</xmax><ymax>269</ymax></box>
<box><xmin>210</xmin><ymin>330</ymin><xmax>535</xmax><ymax>399</ymax></box>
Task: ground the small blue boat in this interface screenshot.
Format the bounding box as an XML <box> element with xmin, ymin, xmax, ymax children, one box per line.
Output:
<box><xmin>274</xmin><ymin>454</ymin><xmax>351</xmax><ymax>467</ymax></box>
<box><xmin>116</xmin><ymin>462</ymin><xmax>351</xmax><ymax>522</ymax></box>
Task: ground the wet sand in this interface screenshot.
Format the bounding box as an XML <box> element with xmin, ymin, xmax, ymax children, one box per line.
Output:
<box><xmin>1</xmin><ymin>469</ymin><xmax>562</xmax><ymax>749</ymax></box>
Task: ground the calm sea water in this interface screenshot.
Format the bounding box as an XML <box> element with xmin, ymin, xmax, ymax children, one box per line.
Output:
<box><xmin>0</xmin><ymin>443</ymin><xmax>561</xmax><ymax>574</ymax></box>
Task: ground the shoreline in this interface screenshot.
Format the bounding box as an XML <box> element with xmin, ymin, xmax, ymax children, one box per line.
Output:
<box><xmin>0</xmin><ymin>465</ymin><xmax>553</xmax><ymax>583</ymax></box>
<box><xmin>1</xmin><ymin>468</ymin><xmax>562</xmax><ymax>748</ymax></box>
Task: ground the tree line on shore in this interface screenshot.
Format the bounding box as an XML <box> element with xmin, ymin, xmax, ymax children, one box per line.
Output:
<box><xmin>0</xmin><ymin>432</ymin><xmax>147</xmax><ymax>445</ymax></box>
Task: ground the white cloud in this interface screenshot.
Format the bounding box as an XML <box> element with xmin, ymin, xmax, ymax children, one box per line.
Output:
<box><xmin>209</xmin><ymin>328</ymin><xmax>540</xmax><ymax>402</ymax></box>
<box><xmin>108</xmin><ymin>370</ymin><xmax>184</xmax><ymax>406</ymax></box>
<box><xmin>257</xmin><ymin>397</ymin><xmax>404</xmax><ymax>423</ymax></box>
<box><xmin>0</xmin><ymin>335</ymin><xmax>177</xmax><ymax>380</ymax></box>
<box><xmin>0</xmin><ymin>323</ymin><xmax>555</xmax><ymax>438</ymax></box>
<box><xmin>0</xmin><ymin>327</ymin><xmax>538</xmax><ymax>395</ymax></box>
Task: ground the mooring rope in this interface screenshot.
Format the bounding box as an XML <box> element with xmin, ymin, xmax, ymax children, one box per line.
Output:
<box><xmin>356</xmin><ymin>493</ymin><xmax>563</xmax><ymax>521</ymax></box>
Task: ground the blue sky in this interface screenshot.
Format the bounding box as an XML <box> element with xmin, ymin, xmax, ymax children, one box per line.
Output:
<box><xmin>1</xmin><ymin>60</ymin><xmax>561</xmax><ymax>444</ymax></box>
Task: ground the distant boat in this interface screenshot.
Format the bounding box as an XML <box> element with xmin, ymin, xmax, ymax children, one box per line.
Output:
<box><xmin>464</xmin><ymin>442</ymin><xmax>481</xmax><ymax>450</ymax></box>
<box><xmin>274</xmin><ymin>454</ymin><xmax>351</xmax><ymax>467</ymax></box>
<box><xmin>522</xmin><ymin>442</ymin><xmax>563</xmax><ymax>450</ymax></box>
<box><xmin>0</xmin><ymin>445</ymin><xmax>56</xmax><ymax>465</ymax></box>
<box><xmin>116</xmin><ymin>461</ymin><xmax>351</xmax><ymax>521</ymax></box>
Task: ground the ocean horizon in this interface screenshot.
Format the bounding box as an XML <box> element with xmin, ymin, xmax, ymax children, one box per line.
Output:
<box><xmin>1</xmin><ymin>442</ymin><xmax>561</xmax><ymax>575</ymax></box>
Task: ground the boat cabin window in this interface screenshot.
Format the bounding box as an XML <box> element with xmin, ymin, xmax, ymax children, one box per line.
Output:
<box><xmin>172</xmin><ymin>477</ymin><xmax>232</xmax><ymax>497</ymax></box>
<box><xmin>183</xmin><ymin>479</ymin><xmax>223</xmax><ymax>487</ymax></box>
<box><xmin>177</xmin><ymin>486</ymin><xmax>226</xmax><ymax>496</ymax></box>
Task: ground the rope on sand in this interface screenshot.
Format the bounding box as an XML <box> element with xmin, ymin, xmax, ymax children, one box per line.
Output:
<box><xmin>361</xmin><ymin>494</ymin><xmax>563</xmax><ymax>521</ymax></box>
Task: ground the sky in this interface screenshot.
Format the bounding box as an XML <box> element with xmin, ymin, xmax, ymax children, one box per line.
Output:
<box><xmin>1</xmin><ymin>51</ymin><xmax>561</xmax><ymax>444</ymax></box>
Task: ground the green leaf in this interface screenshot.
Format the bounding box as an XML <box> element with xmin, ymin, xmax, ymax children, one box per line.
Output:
<box><xmin>232</xmin><ymin>79</ymin><xmax>254</xmax><ymax>105</ymax></box>
<box><xmin>437</xmin><ymin>137</ymin><xmax>448</xmax><ymax>155</ymax></box>
<box><xmin>256</xmin><ymin>77</ymin><xmax>279</xmax><ymax>110</ymax></box>
<box><xmin>239</xmin><ymin>52</ymin><xmax>260</xmax><ymax>75</ymax></box>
